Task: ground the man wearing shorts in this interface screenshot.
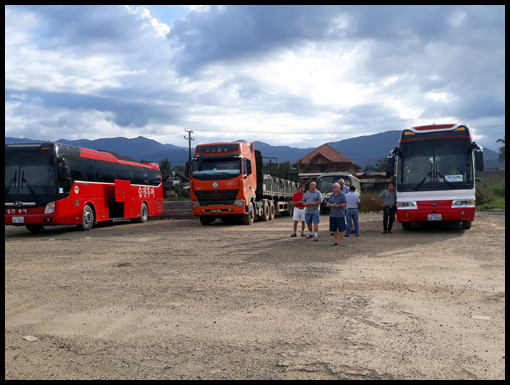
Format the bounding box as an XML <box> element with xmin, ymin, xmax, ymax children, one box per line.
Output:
<box><xmin>290</xmin><ymin>185</ymin><xmax>306</xmax><ymax>237</ymax></box>
<box><xmin>327</xmin><ymin>183</ymin><xmax>347</xmax><ymax>246</ymax></box>
<box><xmin>302</xmin><ymin>182</ymin><xmax>322</xmax><ymax>242</ymax></box>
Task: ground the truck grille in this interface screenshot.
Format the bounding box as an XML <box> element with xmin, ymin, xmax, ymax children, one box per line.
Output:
<box><xmin>194</xmin><ymin>189</ymin><xmax>239</xmax><ymax>206</ymax></box>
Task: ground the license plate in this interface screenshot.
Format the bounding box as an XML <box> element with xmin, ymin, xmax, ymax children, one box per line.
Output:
<box><xmin>210</xmin><ymin>210</ymin><xmax>222</xmax><ymax>213</ymax></box>
<box><xmin>13</xmin><ymin>217</ymin><xmax>24</xmax><ymax>223</ymax></box>
<box><xmin>428</xmin><ymin>214</ymin><xmax>442</xmax><ymax>221</ymax></box>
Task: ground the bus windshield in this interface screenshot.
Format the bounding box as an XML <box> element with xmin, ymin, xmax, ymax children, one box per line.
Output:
<box><xmin>317</xmin><ymin>175</ymin><xmax>352</xmax><ymax>193</ymax></box>
<box><xmin>192</xmin><ymin>159</ymin><xmax>242</xmax><ymax>181</ymax></box>
<box><xmin>5</xmin><ymin>154</ymin><xmax>56</xmax><ymax>202</ymax></box>
<box><xmin>397</xmin><ymin>137</ymin><xmax>474</xmax><ymax>192</ymax></box>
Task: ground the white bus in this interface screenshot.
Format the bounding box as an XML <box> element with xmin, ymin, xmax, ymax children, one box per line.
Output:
<box><xmin>386</xmin><ymin>123</ymin><xmax>484</xmax><ymax>230</ymax></box>
<box><xmin>316</xmin><ymin>172</ymin><xmax>361</xmax><ymax>213</ymax></box>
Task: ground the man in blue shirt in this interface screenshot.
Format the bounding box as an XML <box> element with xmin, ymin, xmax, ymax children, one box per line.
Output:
<box><xmin>326</xmin><ymin>183</ymin><xmax>347</xmax><ymax>246</ymax></box>
<box><xmin>302</xmin><ymin>182</ymin><xmax>322</xmax><ymax>241</ymax></box>
<box><xmin>344</xmin><ymin>185</ymin><xmax>360</xmax><ymax>237</ymax></box>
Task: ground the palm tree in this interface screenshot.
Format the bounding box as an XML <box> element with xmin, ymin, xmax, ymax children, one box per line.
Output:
<box><xmin>496</xmin><ymin>137</ymin><xmax>505</xmax><ymax>163</ymax></box>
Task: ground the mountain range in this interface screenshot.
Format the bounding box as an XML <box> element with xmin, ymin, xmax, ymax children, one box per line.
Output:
<box><xmin>5</xmin><ymin>131</ymin><xmax>504</xmax><ymax>170</ymax></box>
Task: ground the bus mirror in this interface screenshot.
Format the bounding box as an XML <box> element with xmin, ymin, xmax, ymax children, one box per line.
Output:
<box><xmin>59</xmin><ymin>165</ymin><xmax>70</xmax><ymax>179</ymax></box>
<box><xmin>475</xmin><ymin>150</ymin><xmax>484</xmax><ymax>171</ymax></box>
<box><xmin>385</xmin><ymin>156</ymin><xmax>394</xmax><ymax>177</ymax></box>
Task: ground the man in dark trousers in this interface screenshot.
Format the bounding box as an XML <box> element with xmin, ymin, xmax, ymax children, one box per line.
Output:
<box><xmin>379</xmin><ymin>182</ymin><xmax>397</xmax><ymax>234</ymax></box>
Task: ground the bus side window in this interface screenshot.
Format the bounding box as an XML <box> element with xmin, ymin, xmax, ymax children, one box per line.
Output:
<box><xmin>133</xmin><ymin>168</ymin><xmax>149</xmax><ymax>185</ymax></box>
<box><xmin>67</xmin><ymin>157</ymin><xmax>95</xmax><ymax>182</ymax></box>
<box><xmin>94</xmin><ymin>160</ymin><xmax>115</xmax><ymax>183</ymax></box>
<box><xmin>148</xmin><ymin>169</ymin><xmax>161</xmax><ymax>186</ymax></box>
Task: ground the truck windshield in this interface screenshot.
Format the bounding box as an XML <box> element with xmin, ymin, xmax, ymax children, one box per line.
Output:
<box><xmin>317</xmin><ymin>175</ymin><xmax>352</xmax><ymax>193</ymax></box>
<box><xmin>192</xmin><ymin>159</ymin><xmax>242</xmax><ymax>181</ymax></box>
<box><xmin>5</xmin><ymin>154</ymin><xmax>56</xmax><ymax>203</ymax></box>
<box><xmin>397</xmin><ymin>137</ymin><xmax>474</xmax><ymax>192</ymax></box>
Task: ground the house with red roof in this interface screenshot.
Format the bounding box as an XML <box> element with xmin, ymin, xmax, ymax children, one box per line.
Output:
<box><xmin>292</xmin><ymin>144</ymin><xmax>360</xmax><ymax>174</ymax></box>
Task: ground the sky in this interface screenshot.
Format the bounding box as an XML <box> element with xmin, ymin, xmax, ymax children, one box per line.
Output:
<box><xmin>5</xmin><ymin>5</ymin><xmax>505</xmax><ymax>150</ymax></box>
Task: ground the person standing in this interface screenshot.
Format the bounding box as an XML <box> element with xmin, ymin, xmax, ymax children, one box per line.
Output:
<box><xmin>338</xmin><ymin>178</ymin><xmax>350</xmax><ymax>195</ymax></box>
<box><xmin>379</xmin><ymin>182</ymin><xmax>397</xmax><ymax>234</ymax></box>
<box><xmin>290</xmin><ymin>185</ymin><xmax>306</xmax><ymax>237</ymax></box>
<box><xmin>331</xmin><ymin>178</ymin><xmax>354</xmax><ymax>234</ymax></box>
<box><xmin>327</xmin><ymin>183</ymin><xmax>347</xmax><ymax>246</ymax></box>
<box><xmin>344</xmin><ymin>185</ymin><xmax>360</xmax><ymax>237</ymax></box>
<box><xmin>302</xmin><ymin>182</ymin><xmax>322</xmax><ymax>242</ymax></box>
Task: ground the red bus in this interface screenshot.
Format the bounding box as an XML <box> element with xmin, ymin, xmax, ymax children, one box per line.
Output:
<box><xmin>5</xmin><ymin>142</ymin><xmax>164</xmax><ymax>232</ymax></box>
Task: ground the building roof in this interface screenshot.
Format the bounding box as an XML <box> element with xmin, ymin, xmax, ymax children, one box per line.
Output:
<box><xmin>292</xmin><ymin>144</ymin><xmax>360</xmax><ymax>169</ymax></box>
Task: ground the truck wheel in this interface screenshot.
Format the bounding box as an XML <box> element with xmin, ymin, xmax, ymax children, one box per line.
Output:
<box><xmin>199</xmin><ymin>216</ymin><xmax>215</xmax><ymax>225</ymax></box>
<box><xmin>77</xmin><ymin>204</ymin><xmax>95</xmax><ymax>231</ymax></box>
<box><xmin>269</xmin><ymin>201</ymin><xmax>275</xmax><ymax>220</ymax></box>
<box><xmin>461</xmin><ymin>220</ymin><xmax>472</xmax><ymax>229</ymax></box>
<box><xmin>243</xmin><ymin>202</ymin><xmax>255</xmax><ymax>225</ymax></box>
<box><xmin>261</xmin><ymin>201</ymin><xmax>270</xmax><ymax>221</ymax></box>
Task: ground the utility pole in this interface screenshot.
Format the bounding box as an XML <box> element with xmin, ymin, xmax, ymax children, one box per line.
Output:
<box><xmin>184</xmin><ymin>129</ymin><xmax>194</xmax><ymax>178</ymax></box>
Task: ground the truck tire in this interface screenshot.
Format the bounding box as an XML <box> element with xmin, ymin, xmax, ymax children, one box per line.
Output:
<box><xmin>269</xmin><ymin>201</ymin><xmax>275</xmax><ymax>220</ymax></box>
<box><xmin>243</xmin><ymin>202</ymin><xmax>255</xmax><ymax>225</ymax></box>
<box><xmin>261</xmin><ymin>201</ymin><xmax>270</xmax><ymax>221</ymax></box>
<box><xmin>77</xmin><ymin>204</ymin><xmax>95</xmax><ymax>231</ymax></box>
<box><xmin>199</xmin><ymin>216</ymin><xmax>215</xmax><ymax>225</ymax></box>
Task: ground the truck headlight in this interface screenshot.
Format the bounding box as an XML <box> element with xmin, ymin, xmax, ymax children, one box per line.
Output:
<box><xmin>44</xmin><ymin>201</ymin><xmax>55</xmax><ymax>214</ymax></box>
<box><xmin>234</xmin><ymin>200</ymin><xmax>244</xmax><ymax>207</ymax></box>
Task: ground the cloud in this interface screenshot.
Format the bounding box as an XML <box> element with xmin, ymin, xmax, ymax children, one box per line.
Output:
<box><xmin>4</xmin><ymin>5</ymin><xmax>505</xmax><ymax>150</ymax></box>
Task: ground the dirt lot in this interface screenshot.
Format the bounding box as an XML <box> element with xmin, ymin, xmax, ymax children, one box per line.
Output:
<box><xmin>5</xmin><ymin>211</ymin><xmax>505</xmax><ymax>380</ymax></box>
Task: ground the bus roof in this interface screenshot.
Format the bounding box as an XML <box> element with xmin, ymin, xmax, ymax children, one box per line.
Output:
<box><xmin>400</xmin><ymin>124</ymin><xmax>471</xmax><ymax>143</ymax></box>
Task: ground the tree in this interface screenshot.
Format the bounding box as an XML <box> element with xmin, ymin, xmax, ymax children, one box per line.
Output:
<box><xmin>496</xmin><ymin>136</ymin><xmax>505</xmax><ymax>163</ymax></box>
<box><xmin>372</xmin><ymin>156</ymin><xmax>387</xmax><ymax>172</ymax></box>
<box><xmin>361</xmin><ymin>164</ymin><xmax>375</xmax><ymax>174</ymax></box>
<box><xmin>159</xmin><ymin>159</ymin><xmax>172</xmax><ymax>179</ymax></box>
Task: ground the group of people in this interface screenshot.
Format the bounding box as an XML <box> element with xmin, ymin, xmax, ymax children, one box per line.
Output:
<box><xmin>291</xmin><ymin>179</ymin><xmax>397</xmax><ymax>246</ymax></box>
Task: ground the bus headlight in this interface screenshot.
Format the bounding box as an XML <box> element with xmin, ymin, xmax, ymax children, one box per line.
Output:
<box><xmin>396</xmin><ymin>201</ymin><xmax>417</xmax><ymax>209</ymax></box>
<box><xmin>234</xmin><ymin>200</ymin><xmax>245</xmax><ymax>207</ymax></box>
<box><xmin>452</xmin><ymin>200</ymin><xmax>475</xmax><ymax>208</ymax></box>
<box><xmin>44</xmin><ymin>201</ymin><xmax>55</xmax><ymax>214</ymax></box>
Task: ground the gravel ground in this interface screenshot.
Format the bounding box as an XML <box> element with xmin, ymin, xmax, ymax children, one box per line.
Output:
<box><xmin>5</xmin><ymin>211</ymin><xmax>505</xmax><ymax>380</ymax></box>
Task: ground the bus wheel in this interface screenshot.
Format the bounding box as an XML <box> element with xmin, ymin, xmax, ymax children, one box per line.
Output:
<box><xmin>26</xmin><ymin>225</ymin><xmax>44</xmax><ymax>233</ymax></box>
<box><xmin>243</xmin><ymin>202</ymin><xmax>255</xmax><ymax>225</ymax></box>
<box><xmin>401</xmin><ymin>222</ymin><xmax>412</xmax><ymax>230</ymax></box>
<box><xmin>461</xmin><ymin>220</ymin><xmax>472</xmax><ymax>229</ymax></box>
<box><xmin>133</xmin><ymin>203</ymin><xmax>149</xmax><ymax>223</ymax></box>
<box><xmin>78</xmin><ymin>204</ymin><xmax>95</xmax><ymax>231</ymax></box>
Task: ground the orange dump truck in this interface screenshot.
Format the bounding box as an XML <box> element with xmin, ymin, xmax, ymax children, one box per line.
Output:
<box><xmin>191</xmin><ymin>142</ymin><xmax>299</xmax><ymax>225</ymax></box>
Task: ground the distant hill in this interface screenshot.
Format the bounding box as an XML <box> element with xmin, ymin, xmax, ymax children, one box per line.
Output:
<box><xmin>5</xmin><ymin>133</ymin><xmax>504</xmax><ymax>169</ymax></box>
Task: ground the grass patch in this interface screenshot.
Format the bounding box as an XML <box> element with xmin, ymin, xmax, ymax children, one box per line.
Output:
<box><xmin>476</xmin><ymin>180</ymin><xmax>505</xmax><ymax>211</ymax></box>
<box><xmin>359</xmin><ymin>192</ymin><xmax>383</xmax><ymax>212</ymax></box>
